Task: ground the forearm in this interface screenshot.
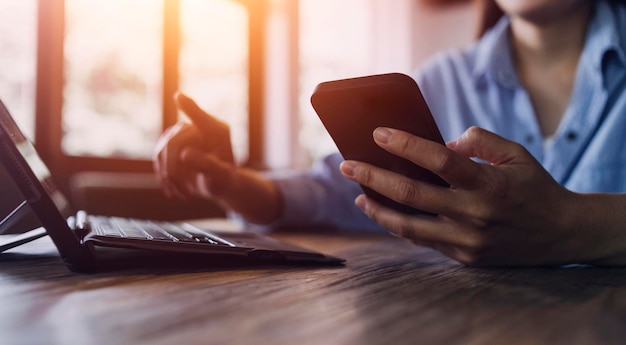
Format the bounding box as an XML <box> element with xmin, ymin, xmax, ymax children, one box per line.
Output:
<box><xmin>217</xmin><ymin>167</ymin><xmax>284</xmax><ymax>225</ymax></box>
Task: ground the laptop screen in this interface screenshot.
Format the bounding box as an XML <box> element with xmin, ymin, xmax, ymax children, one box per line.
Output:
<box><xmin>0</xmin><ymin>100</ymin><xmax>95</xmax><ymax>271</ymax></box>
<box><xmin>0</xmin><ymin>101</ymin><xmax>72</xmax><ymax>218</ymax></box>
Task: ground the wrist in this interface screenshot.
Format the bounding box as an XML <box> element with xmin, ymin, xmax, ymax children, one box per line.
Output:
<box><xmin>564</xmin><ymin>192</ymin><xmax>626</xmax><ymax>265</ymax></box>
<box><xmin>221</xmin><ymin>167</ymin><xmax>284</xmax><ymax>225</ymax></box>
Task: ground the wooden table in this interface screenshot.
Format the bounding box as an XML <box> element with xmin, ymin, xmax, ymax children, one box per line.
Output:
<box><xmin>0</xmin><ymin>227</ymin><xmax>625</xmax><ymax>345</ymax></box>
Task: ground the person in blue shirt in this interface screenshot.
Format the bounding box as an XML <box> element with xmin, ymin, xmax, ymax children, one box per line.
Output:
<box><xmin>153</xmin><ymin>0</ymin><xmax>626</xmax><ymax>266</ymax></box>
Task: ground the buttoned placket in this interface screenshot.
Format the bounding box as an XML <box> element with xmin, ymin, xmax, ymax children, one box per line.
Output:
<box><xmin>541</xmin><ymin>60</ymin><xmax>609</xmax><ymax>185</ymax></box>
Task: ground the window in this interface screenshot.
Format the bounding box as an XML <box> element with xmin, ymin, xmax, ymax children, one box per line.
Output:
<box><xmin>0</xmin><ymin>1</ymin><xmax>37</xmax><ymax>141</ymax></box>
<box><xmin>298</xmin><ymin>0</ymin><xmax>378</xmax><ymax>163</ymax></box>
<box><xmin>21</xmin><ymin>0</ymin><xmax>256</xmax><ymax>186</ymax></box>
<box><xmin>61</xmin><ymin>0</ymin><xmax>249</xmax><ymax>162</ymax></box>
<box><xmin>63</xmin><ymin>0</ymin><xmax>163</xmax><ymax>159</ymax></box>
<box><xmin>293</xmin><ymin>0</ymin><xmax>420</xmax><ymax>166</ymax></box>
<box><xmin>179</xmin><ymin>0</ymin><xmax>249</xmax><ymax>163</ymax></box>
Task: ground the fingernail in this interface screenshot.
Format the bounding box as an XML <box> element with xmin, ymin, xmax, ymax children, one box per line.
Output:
<box><xmin>174</xmin><ymin>92</ymin><xmax>191</xmax><ymax>106</ymax></box>
<box><xmin>340</xmin><ymin>161</ymin><xmax>356</xmax><ymax>177</ymax></box>
<box><xmin>355</xmin><ymin>194</ymin><xmax>368</xmax><ymax>212</ymax></box>
<box><xmin>174</xmin><ymin>91</ymin><xmax>187</xmax><ymax>103</ymax></box>
<box><xmin>374</xmin><ymin>127</ymin><xmax>392</xmax><ymax>144</ymax></box>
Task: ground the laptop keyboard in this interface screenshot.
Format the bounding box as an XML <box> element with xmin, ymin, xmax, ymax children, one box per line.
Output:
<box><xmin>90</xmin><ymin>216</ymin><xmax>236</xmax><ymax>247</ymax></box>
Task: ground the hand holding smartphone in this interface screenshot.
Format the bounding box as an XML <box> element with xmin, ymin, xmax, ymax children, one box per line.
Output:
<box><xmin>311</xmin><ymin>73</ymin><xmax>449</xmax><ymax>215</ymax></box>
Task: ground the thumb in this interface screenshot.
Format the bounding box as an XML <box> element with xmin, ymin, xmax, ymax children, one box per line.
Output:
<box><xmin>180</xmin><ymin>147</ymin><xmax>236</xmax><ymax>196</ymax></box>
<box><xmin>451</xmin><ymin>126</ymin><xmax>530</xmax><ymax>165</ymax></box>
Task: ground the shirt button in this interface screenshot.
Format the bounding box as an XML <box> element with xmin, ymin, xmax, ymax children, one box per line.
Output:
<box><xmin>498</xmin><ymin>71</ymin><xmax>515</xmax><ymax>87</ymax></box>
<box><xmin>566</xmin><ymin>131</ymin><xmax>578</xmax><ymax>141</ymax></box>
<box><xmin>525</xmin><ymin>135</ymin><xmax>534</xmax><ymax>144</ymax></box>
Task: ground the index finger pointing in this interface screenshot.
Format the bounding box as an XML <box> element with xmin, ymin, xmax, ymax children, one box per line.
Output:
<box><xmin>174</xmin><ymin>92</ymin><xmax>227</xmax><ymax>135</ymax></box>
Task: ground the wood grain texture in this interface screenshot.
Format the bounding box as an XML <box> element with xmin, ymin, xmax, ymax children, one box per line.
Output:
<box><xmin>0</xmin><ymin>231</ymin><xmax>625</xmax><ymax>345</ymax></box>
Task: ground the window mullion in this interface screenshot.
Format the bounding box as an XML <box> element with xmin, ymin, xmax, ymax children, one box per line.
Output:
<box><xmin>163</xmin><ymin>0</ymin><xmax>180</xmax><ymax>130</ymax></box>
<box><xmin>244</xmin><ymin>0</ymin><xmax>268</xmax><ymax>169</ymax></box>
<box><xmin>35</xmin><ymin>0</ymin><xmax>64</xmax><ymax>172</ymax></box>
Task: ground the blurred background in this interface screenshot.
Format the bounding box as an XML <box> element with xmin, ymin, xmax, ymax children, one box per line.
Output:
<box><xmin>0</xmin><ymin>0</ymin><xmax>477</xmax><ymax>230</ymax></box>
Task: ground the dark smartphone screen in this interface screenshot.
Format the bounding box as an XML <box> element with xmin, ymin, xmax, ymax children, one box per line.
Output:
<box><xmin>311</xmin><ymin>73</ymin><xmax>449</xmax><ymax>215</ymax></box>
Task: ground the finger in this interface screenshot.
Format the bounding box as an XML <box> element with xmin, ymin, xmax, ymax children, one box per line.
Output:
<box><xmin>180</xmin><ymin>148</ymin><xmax>236</xmax><ymax>197</ymax></box>
<box><xmin>341</xmin><ymin>160</ymin><xmax>473</xmax><ymax>218</ymax></box>
<box><xmin>354</xmin><ymin>194</ymin><xmax>479</xmax><ymax>248</ymax></box>
<box><xmin>153</xmin><ymin>122</ymin><xmax>187</xmax><ymax>184</ymax></box>
<box><xmin>373</xmin><ymin>127</ymin><xmax>487</xmax><ymax>189</ymax></box>
<box><xmin>154</xmin><ymin>147</ymin><xmax>192</xmax><ymax>200</ymax></box>
<box><xmin>448</xmin><ymin>126</ymin><xmax>531</xmax><ymax>166</ymax></box>
<box><xmin>159</xmin><ymin>124</ymin><xmax>199</xmax><ymax>189</ymax></box>
<box><xmin>163</xmin><ymin>176</ymin><xmax>191</xmax><ymax>200</ymax></box>
<box><xmin>174</xmin><ymin>92</ymin><xmax>228</xmax><ymax>144</ymax></box>
<box><xmin>154</xmin><ymin>132</ymin><xmax>178</xmax><ymax>197</ymax></box>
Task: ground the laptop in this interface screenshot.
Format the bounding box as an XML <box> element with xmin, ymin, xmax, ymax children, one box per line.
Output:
<box><xmin>0</xmin><ymin>100</ymin><xmax>344</xmax><ymax>272</ymax></box>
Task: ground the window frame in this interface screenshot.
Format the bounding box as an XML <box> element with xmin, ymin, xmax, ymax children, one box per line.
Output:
<box><xmin>33</xmin><ymin>0</ymin><xmax>269</xmax><ymax>187</ymax></box>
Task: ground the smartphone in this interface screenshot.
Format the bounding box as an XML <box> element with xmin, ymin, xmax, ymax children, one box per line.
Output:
<box><xmin>311</xmin><ymin>73</ymin><xmax>449</xmax><ymax>215</ymax></box>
